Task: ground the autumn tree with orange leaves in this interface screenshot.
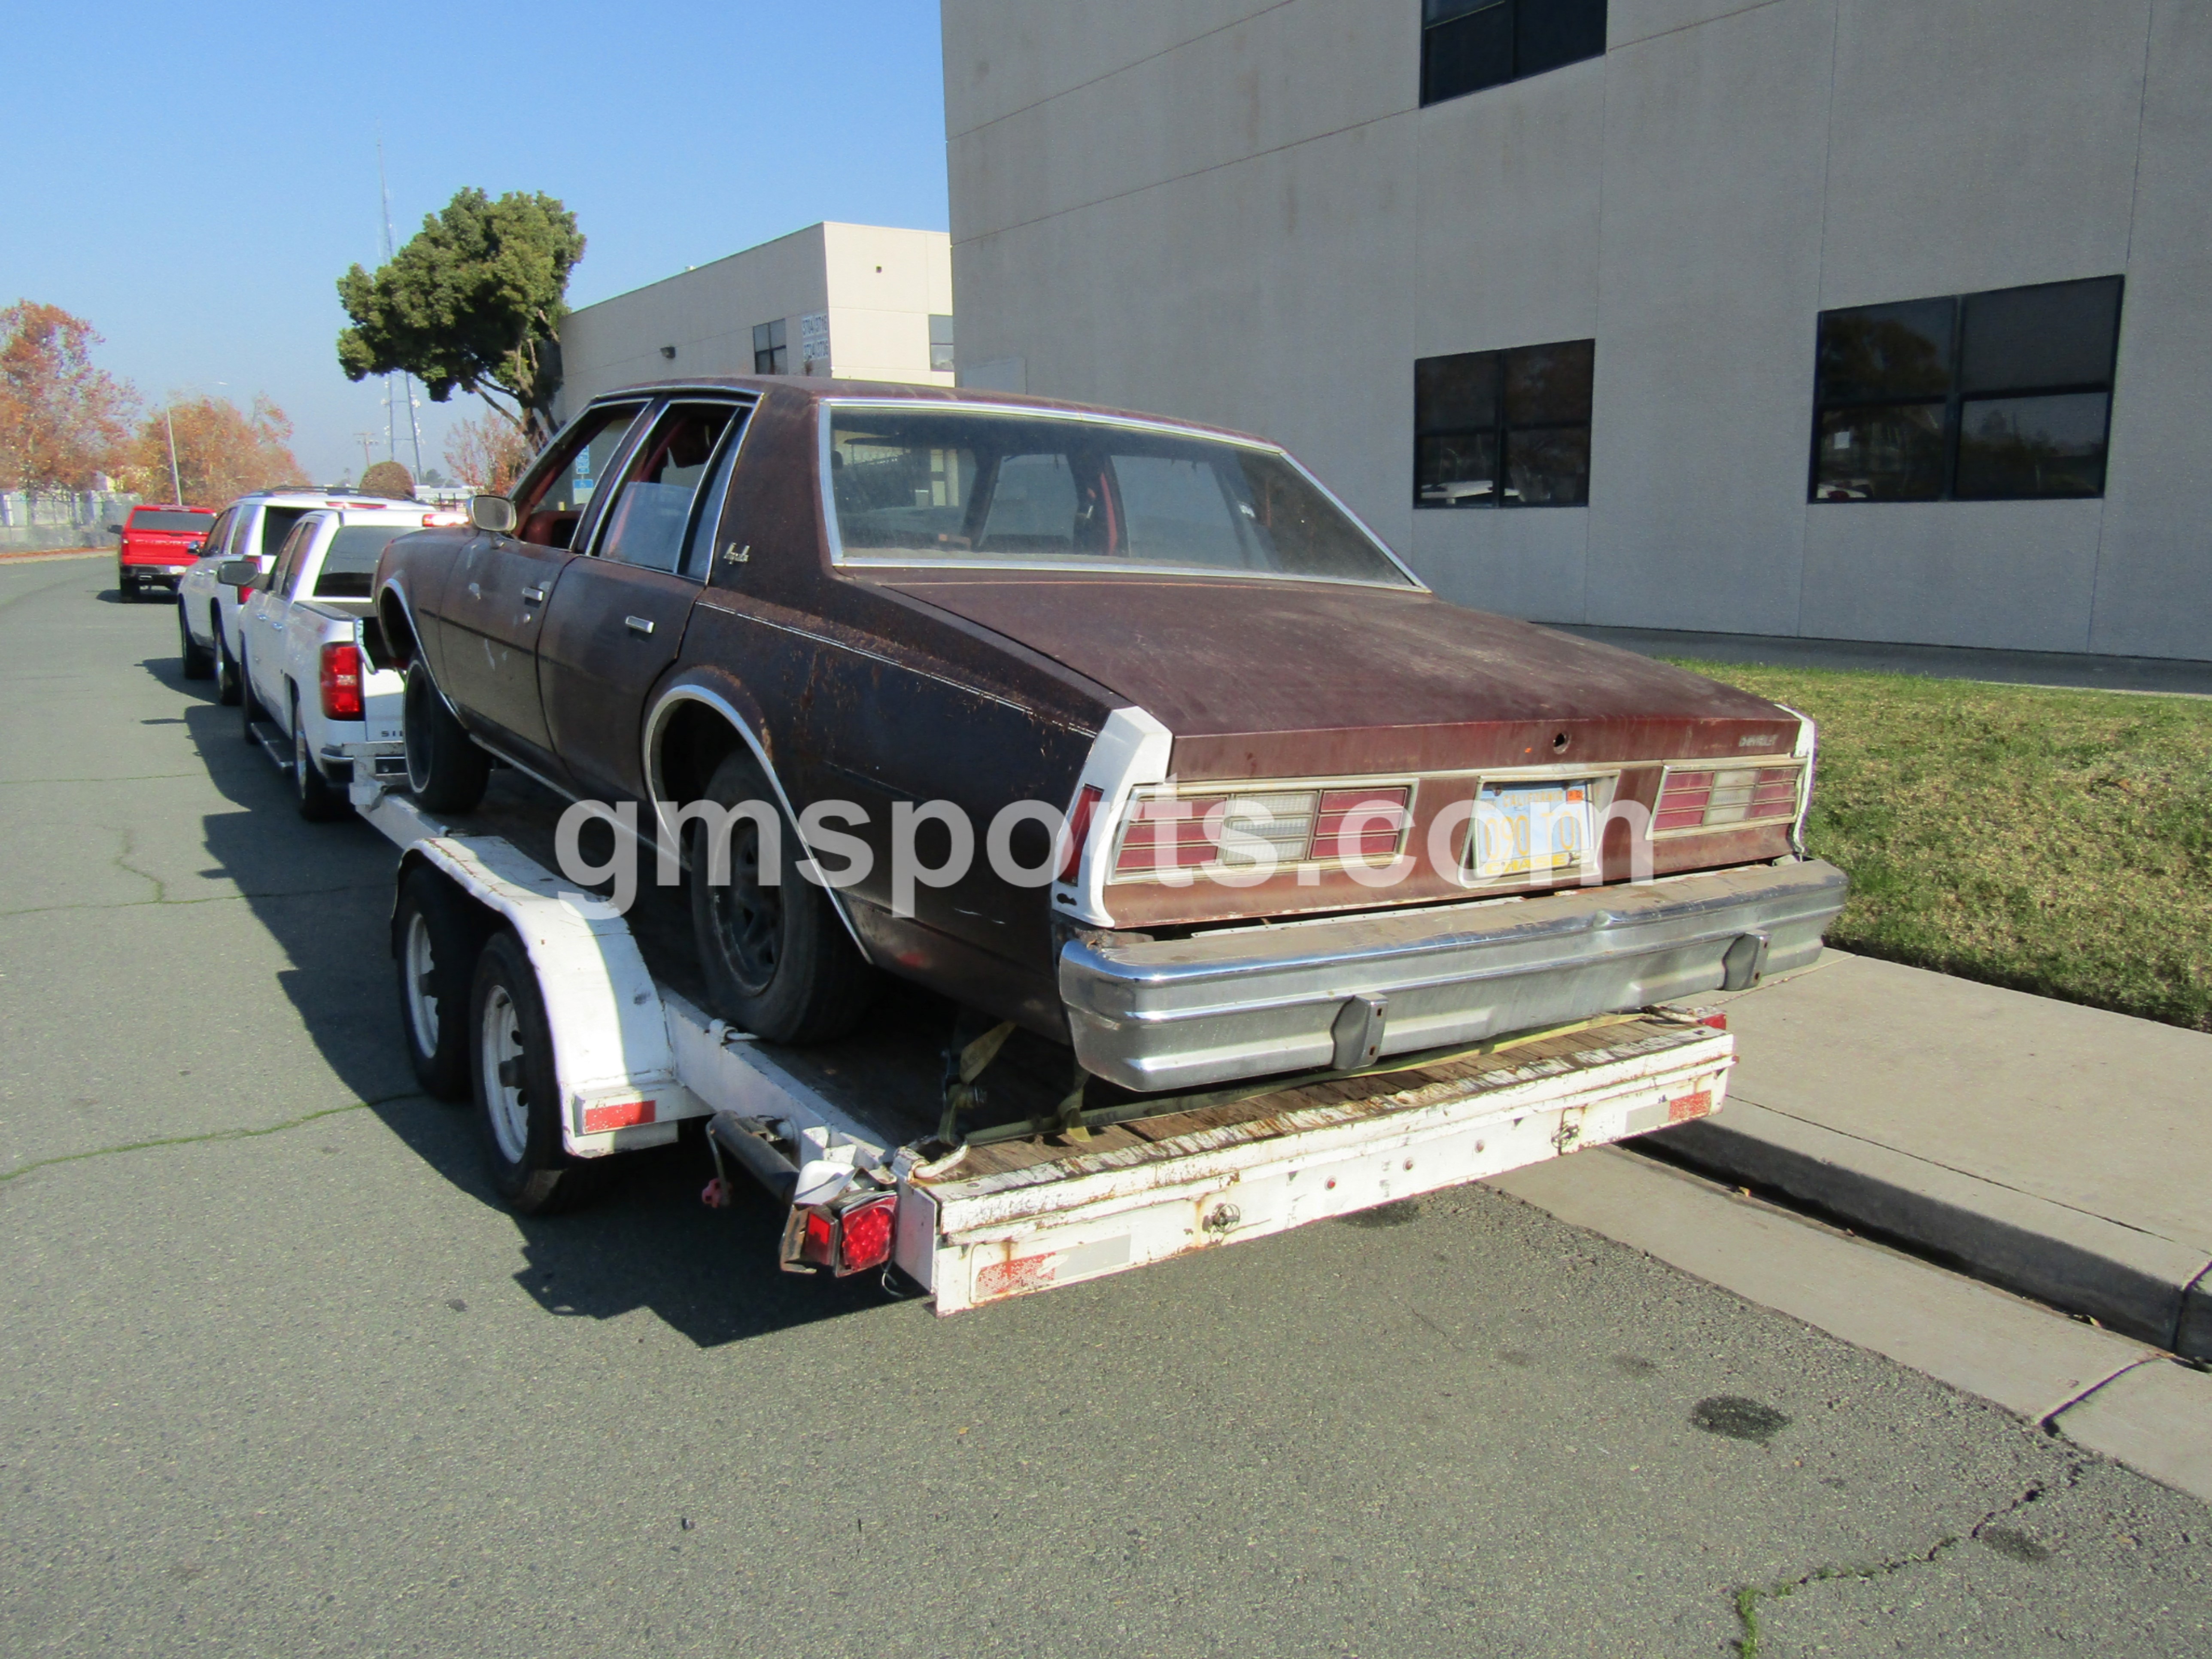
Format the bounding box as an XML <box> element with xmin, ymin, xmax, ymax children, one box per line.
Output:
<box><xmin>0</xmin><ymin>301</ymin><xmax>139</xmax><ymax>490</ymax></box>
<box><xmin>119</xmin><ymin>395</ymin><xmax>305</xmax><ymax>505</ymax></box>
<box><xmin>442</xmin><ymin>408</ymin><xmax>532</xmax><ymax>493</ymax></box>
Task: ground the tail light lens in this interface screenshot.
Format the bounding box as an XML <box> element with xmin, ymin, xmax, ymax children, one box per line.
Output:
<box><xmin>1112</xmin><ymin>784</ymin><xmax>1410</xmax><ymax>878</ymax></box>
<box><xmin>1654</xmin><ymin>763</ymin><xmax>1803</xmax><ymax>835</ymax></box>
<box><xmin>796</xmin><ymin>1193</ymin><xmax>899</xmax><ymax>1276</ymax></box>
<box><xmin>1057</xmin><ymin>784</ymin><xmax>1103</xmax><ymax>882</ymax></box>
<box><xmin>319</xmin><ymin>641</ymin><xmax>364</xmax><ymax>720</ymax></box>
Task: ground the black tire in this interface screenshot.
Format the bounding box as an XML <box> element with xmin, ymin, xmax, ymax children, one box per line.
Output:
<box><xmin>469</xmin><ymin>930</ymin><xmax>596</xmax><ymax>1215</ymax></box>
<box><xmin>118</xmin><ymin>566</ymin><xmax>139</xmax><ymax>601</ymax></box>
<box><xmin>404</xmin><ymin>665</ymin><xmax>490</xmax><ymax>814</ymax></box>
<box><xmin>291</xmin><ymin>692</ymin><xmax>349</xmax><ymax>821</ymax></box>
<box><xmin>214</xmin><ymin>624</ymin><xmax>243</xmax><ymax>706</ymax></box>
<box><xmin>239</xmin><ymin>644</ymin><xmax>270</xmax><ymax>743</ymax></box>
<box><xmin>393</xmin><ymin>865</ymin><xmax>486</xmax><ymax>1102</ymax></box>
<box><xmin>178</xmin><ymin>599</ymin><xmax>214</xmax><ymax>679</ymax></box>
<box><xmin>690</xmin><ymin>748</ymin><xmax>876</xmax><ymax>1043</ymax></box>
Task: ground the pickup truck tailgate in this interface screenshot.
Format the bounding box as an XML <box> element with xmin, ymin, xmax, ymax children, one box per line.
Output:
<box><xmin>902</xmin><ymin>1014</ymin><xmax>1731</xmax><ymax>1312</ymax></box>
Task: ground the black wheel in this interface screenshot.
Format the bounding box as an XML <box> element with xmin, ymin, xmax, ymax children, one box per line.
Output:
<box><xmin>214</xmin><ymin>624</ymin><xmax>243</xmax><ymax>706</ymax></box>
<box><xmin>292</xmin><ymin>693</ymin><xmax>349</xmax><ymax>821</ymax></box>
<box><xmin>239</xmin><ymin>645</ymin><xmax>267</xmax><ymax>742</ymax></box>
<box><xmin>178</xmin><ymin>599</ymin><xmax>213</xmax><ymax>679</ymax></box>
<box><xmin>118</xmin><ymin>566</ymin><xmax>139</xmax><ymax>601</ymax></box>
<box><xmin>690</xmin><ymin>748</ymin><xmax>876</xmax><ymax>1043</ymax></box>
<box><xmin>404</xmin><ymin>665</ymin><xmax>490</xmax><ymax>814</ymax></box>
<box><xmin>393</xmin><ymin>865</ymin><xmax>486</xmax><ymax>1102</ymax></box>
<box><xmin>470</xmin><ymin>930</ymin><xmax>596</xmax><ymax>1214</ymax></box>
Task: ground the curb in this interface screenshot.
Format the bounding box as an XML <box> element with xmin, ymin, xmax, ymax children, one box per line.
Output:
<box><xmin>1657</xmin><ymin>1101</ymin><xmax>2212</xmax><ymax>1360</ymax></box>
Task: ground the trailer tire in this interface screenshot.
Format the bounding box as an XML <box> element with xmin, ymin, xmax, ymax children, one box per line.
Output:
<box><xmin>470</xmin><ymin>930</ymin><xmax>596</xmax><ymax>1215</ymax></box>
<box><xmin>215</xmin><ymin>626</ymin><xmax>243</xmax><ymax>706</ymax></box>
<box><xmin>178</xmin><ymin>600</ymin><xmax>213</xmax><ymax>678</ymax></box>
<box><xmin>394</xmin><ymin>866</ymin><xmax>484</xmax><ymax>1103</ymax></box>
<box><xmin>690</xmin><ymin>749</ymin><xmax>876</xmax><ymax>1044</ymax></box>
<box><xmin>404</xmin><ymin>665</ymin><xmax>490</xmax><ymax>814</ymax></box>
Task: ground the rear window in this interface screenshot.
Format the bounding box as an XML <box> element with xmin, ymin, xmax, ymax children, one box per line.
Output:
<box><xmin>824</xmin><ymin>406</ymin><xmax>1413</xmax><ymax>586</ymax></box>
<box><xmin>313</xmin><ymin>526</ymin><xmax>402</xmax><ymax>598</ymax></box>
<box><xmin>260</xmin><ymin>506</ymin><xmax>309</xmax><ymax>557</ymax></box>
<box><xmin>129</xmin><ymin>509</ymin><xmax>216</xmax><ymax>533</ymax></box>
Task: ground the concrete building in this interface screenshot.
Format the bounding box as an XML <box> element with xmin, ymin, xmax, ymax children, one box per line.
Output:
<box><xmin>555</xmin><ymin>222</ymin><xmax>955</xmax><ymax>420</ymax></box>
<box><xmin>942</xmin><ymin>1</ymin><xmax>2212</xmax><ymax>660</ymax></box>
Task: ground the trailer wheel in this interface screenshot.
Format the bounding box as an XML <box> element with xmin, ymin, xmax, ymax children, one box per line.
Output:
<box><xmin>177</xmin><ymin>600</ymin><xmax>213</xmax><ymax>679</ymax></box>
<box><xmin>394</xmin><ymin>866</ymin><xmax>484</xmax><ymax>1102</ymax></box>
<box><xmin>690</xmin><ymin>749</ymin><xmax>876</xmax><ymax>1043</ymax></box>
<box><xmin>214</xmin><ymin>626</ymin><xmax>243</xmax><ymax>706</ymax></box>
<box><xmin>470</xmin><ymin>930</ymin><xmax>595</xmax><ymax>1214</ymax></box>
<box><xmin>404</xmin><ymin>665</ymin><xmax>490</xmax><ymax>814</ymax></box>
<box><xmin>292</xmin><ymin>693</ymin><xmax>349</xmax><ymax>822</ymax></box>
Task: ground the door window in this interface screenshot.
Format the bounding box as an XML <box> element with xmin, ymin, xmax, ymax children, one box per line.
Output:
<box><xmin>513</xmin><ymin>403</ymin><xmax>648</xmax><ymax>548</ymax></box>
<box><xmin>269</xmin><ymin>520</ymin><xmax>318</xmax><ymax>598</ymax></box>
<box><xmin>592</xmin><ymin>402</ymin><xmax>746</xmax><ymax>576</ymax></box>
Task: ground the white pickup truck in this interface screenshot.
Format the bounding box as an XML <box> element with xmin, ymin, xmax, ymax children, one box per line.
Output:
<box><xmin>226</xmin><ymin>504</ymin><xmax>449</xmax><ymax>819</ymax></box>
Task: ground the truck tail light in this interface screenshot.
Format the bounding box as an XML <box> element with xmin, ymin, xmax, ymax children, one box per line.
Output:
<box><xmin>1058</xmin><ymin>784</ymin><xmax>1103</xmax><ymax>882</ymax></box>
<box><xmin>796</xmin><ymin>1193</ymin><xmax>899</xmax><ymax>1276</ymax></box>
<box><xmin>320</xmin><ymin>641</ymin><xmax>364</xmax><ymax>720</ymax></box>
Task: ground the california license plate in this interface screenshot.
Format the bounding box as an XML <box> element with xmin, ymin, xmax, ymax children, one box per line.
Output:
<box><xmin>1468</xmin><ymin>780</ymin><xmax>1597</xmax><ymax>879</ymax></box>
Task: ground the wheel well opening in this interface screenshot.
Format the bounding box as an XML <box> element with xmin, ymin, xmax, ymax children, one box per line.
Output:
<box><xmin>372</xmin><ymin>592</ymin><xmax>418</xmax><ymax>672</ymax></box>
<box><xmin>656</xmin><ymin>701</ymin><xmax>745</xmax><ymax>808</ymax></box>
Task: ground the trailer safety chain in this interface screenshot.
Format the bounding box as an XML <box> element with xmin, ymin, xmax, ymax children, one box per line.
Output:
<box><xmin>938</xmin><ymin>1019</ymin><xmax>1016</xmax><ymax>1146</ymax></box>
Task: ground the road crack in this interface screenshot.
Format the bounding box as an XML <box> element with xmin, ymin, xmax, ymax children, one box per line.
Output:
<box><xmin>1729</xmin><ymin>1462</ymin><xmax>2085</xmax><ymax>1655</ymax></box>
<box><xmin>0</xmin><ymin>1092</ymin><xmax>424</xmax><ymax>1188</ymax></box>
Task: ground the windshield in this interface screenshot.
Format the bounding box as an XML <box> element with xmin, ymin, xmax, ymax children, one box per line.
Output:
<box><xmin>313</xmin><ymin>525</ymin><xmax>403</xmax><ymax>598</ymax></box>
<box><xmin>824</xmin><ymin>406</ymin><xmax>1413</xmax><ymax>586</ymax></box>
<box><xmin>130</xmin><ymin>509</ymin><xmax>215</xmax><ymax>533</ymax></box>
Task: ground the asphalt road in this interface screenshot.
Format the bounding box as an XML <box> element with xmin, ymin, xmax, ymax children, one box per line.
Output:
<box><xmin>3</xmin><ymin>555</ymin><xmax>2206</xmax><ymax>1658</ymax></box>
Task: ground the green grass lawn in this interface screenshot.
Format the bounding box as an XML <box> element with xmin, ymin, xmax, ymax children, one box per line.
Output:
<box><xmin>1666</xmin><ymin>660</ymin><xmax>2212</xmax><ymax>1033</ymax></box>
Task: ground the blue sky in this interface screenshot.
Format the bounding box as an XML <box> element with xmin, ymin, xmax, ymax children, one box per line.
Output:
<box><xmin>2</xmin><ymin>0</ymin><xmax>949</xmax><ymax>487</ymax></box>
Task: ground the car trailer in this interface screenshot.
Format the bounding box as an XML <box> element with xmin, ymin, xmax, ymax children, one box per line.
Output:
<box><xmin>352</xmin><ymin>771</ymin><xmax>1737</xmax><ymax>1315</ymax></box>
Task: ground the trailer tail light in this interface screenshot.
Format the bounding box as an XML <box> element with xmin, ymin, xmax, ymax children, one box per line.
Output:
<box><xmin>796</xmin><ymin>1193</ymin><xmax>899</xmax><ymax>1276</ymax></box>
<box><xmin>1058</xmin><ymin>784</ymin><xmax>1103</xmax><ymax>882</ymax></box>
<box><xmin>319</xmin><ymin>641</ymin><xmax>364</xmax><ymax>720</ymax></box>
<box><xmin>1653</xmin><ymin>763</ymin><xmax>1804</xmax><ymax>836</ymax></box>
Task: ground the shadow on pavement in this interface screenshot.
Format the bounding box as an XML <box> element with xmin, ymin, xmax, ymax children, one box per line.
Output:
<box><xmin>166</xmin><ymin>662</ymin><xmax>894</xmax><ymax>1348</ymax></box>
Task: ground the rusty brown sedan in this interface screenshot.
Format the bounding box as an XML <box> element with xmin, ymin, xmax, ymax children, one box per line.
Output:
<box><xmin>370</xmin><ymin>379</ymin><xmax>1844</xmax><ymax>1093</ymax></box>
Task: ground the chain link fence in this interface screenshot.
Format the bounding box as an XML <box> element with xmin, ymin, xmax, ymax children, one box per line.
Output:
<box><xmin>0</xmin><ymin>490</ymin><xmax>140</xmax><ymax>553</ymax></box>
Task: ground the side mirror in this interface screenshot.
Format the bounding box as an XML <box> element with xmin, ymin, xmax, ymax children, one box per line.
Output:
<box><xmin>217</xmin><ymin>559</ymin><xmax>259</xmax><ymax>589</ymax></box>
<box><xmin>187</xmin><ymin>540</ymin><xmax>204</xmax><ymax>555</ymax></box>
<box><xmin>469</xmin><ymin>494</ymin><xmax>517</xmax><ymax>535</ymax></box>
<box><xmin>106</xmin><ymin>523</ymin><xmax>122</xmax><ymax>535</ymax></box>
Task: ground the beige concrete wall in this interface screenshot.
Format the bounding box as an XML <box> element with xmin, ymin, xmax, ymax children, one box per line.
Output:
<box><xmin>944</xmin><ymin>0</ymin><xmax>2212</xmax><ymax>660</ymax></box>
<box><xmin>556</xmin><ymin>222</ymin><xmax>953</xmax><ymax>420</ymax></box>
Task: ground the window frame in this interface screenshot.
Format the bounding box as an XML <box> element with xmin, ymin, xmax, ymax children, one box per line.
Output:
<box><xmin>752</xmin><ymin>317</ymin><xmax>788</xmax><ymax>376</ymax></box>
<box><xmin>1809</xmin><ymin>276</ymin><xmax>2124</xmax><ymax>504</ymax></box>
<box><xmin>1419</xmin><ymin>0</ymin><xmax>1608</xmax><ymax>109</ymax></box>
<box><xmin>582</xmin><ymin>396</ymin><xmax>755</xmax><ymax>582</ymax></box>
<box><xmin>1413</xmin><ymin>338</ymin><xmax>1595</xmax><ymax>510</ymax></box>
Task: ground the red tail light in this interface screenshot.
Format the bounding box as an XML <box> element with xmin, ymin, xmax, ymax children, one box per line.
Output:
<box><xmin>1058</xmin><ymin>784</ymin><xmax>1103</xmax><ymax>882</ymax></box>
<box><xmin>319</xmin><ymin>641</ymin><xmax>364</xmax><ymax>720</ymax></box>
<box><xmin>1654</xmin><ymin>763</ymin><xmax>1803</xmax><ymax>835</ymax></box>
<box><xmin>797</xmin><ymin>1194</ymin><xmax>899</xmax><ymax>1276</ymax></box>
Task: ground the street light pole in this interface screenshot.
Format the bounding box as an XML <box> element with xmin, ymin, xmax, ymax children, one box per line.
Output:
<box><xmin>164</xmin><ymin>408</ymin><xmax>182</xmax><ymax>503</ymax></box>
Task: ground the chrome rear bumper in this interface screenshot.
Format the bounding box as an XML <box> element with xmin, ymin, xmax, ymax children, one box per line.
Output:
<box><xmin>1060</xmin><ymin>859</ymin><xmax>1848</xmax><ymax>1092</ymax></box>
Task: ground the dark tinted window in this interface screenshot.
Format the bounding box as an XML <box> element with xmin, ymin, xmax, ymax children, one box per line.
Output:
<box><xmin>130</xmin><ymin>509</ymin><xmax>216</xmax><ymax>532</ymax></box>
<box><xmin>1415</xmin><ymin>338</ymin><xmax>1594</xmax><ymax>508</ymax></box>
<box><xmin>752</xmin><ymin>318</ymin><xmax>787</xmax><ymax>375</ymax></box>
<box><xmin>314</xmin><ymin>526</ymin><xmax>404</xmax><ymax>597</ymax></box>
<box><xmin>1422</xmin><ymin>0</ymin><xmax>1605</xmax><ymax>106</ymax></box>
<box><xmin>1811</xmin><ymin>276</ymin><xmax>2121</xmax><ymax>503</ymax></box>
<box><xmin>260</xmin><ymin>505</ymin><xmax>309</xmax><ymax>557</ymax></box>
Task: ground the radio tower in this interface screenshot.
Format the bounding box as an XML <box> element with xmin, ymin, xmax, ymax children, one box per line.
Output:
<box><xmin>378</xmin><ymin>137</ymin><xmax>426</xmax><ymax>479</ymax></box>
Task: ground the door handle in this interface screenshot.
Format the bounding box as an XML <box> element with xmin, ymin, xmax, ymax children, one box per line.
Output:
<box><xmin>467</xmin><ymin>580</ymin><xmax>482</xmax><ymax>599</ymax></box>
<box><xmin>521</xmin><ymin>585</ymin><xmax>547</xmax><ymax>604</ymax></box>
<box><xmin>624</xmin><ymin>615</ymin><xmax>656</xmax><ymax>636</ymax></box>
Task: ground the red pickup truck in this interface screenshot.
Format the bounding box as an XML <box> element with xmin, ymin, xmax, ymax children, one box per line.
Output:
<box><xmin>113</xmin><ymin>503</ymin><xmax>217</xmax><ymax>599</ymax></box>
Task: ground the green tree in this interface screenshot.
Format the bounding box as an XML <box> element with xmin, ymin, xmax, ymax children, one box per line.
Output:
<box><xmin>335</xmin><ymin>188</ymin><xmax>584</xmax><ymax>447</ymax></box>
<box><xmin>359</xmin><ymin>459</ymin><xmax>415</xmax><ymax>498</ymax></box>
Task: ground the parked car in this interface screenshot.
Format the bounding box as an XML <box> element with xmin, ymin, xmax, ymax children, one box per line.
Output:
<box><xmin>113</xmin><ymin>503</ymin><xmax>216</xmax><ymax>599</ymax></box>
<box><xmin>226</xmin><ymin>504</ymin><xmax>447</xmax><ymax>818</ymax></box>
<box><xmin>179</xmin><ymin>487</ymin><xmax>427</xmax><ymax>703</ymax></box>
<box><xmin>369</xmin><ymin>379</ymin><xmax>1846</xmax><ymax>1092</ymax></box>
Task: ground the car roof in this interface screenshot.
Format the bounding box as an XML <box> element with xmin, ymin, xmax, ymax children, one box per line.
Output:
<box><xmin>235</xmin><ymin>488</ymin><xmax>422</xmax><ymax>509</ymax></box>
<box><xmin>580</xmin><ymin>376</ymin><xmax>1279</xmax><ymax>450</ymax></box>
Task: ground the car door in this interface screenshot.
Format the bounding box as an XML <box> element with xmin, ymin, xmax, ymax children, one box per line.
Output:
<box><xmin>438</xmin><ymin>401</ymin><xmax>648</xmax><ymax>776</ymax></box>
<box><xmin>248</xmin><ymin>518</ymin><xmax>318</xmax><ymax>727</ymax></box>
<box><xmin>540</xmin><ymin>399</ymin><xmax>750</xmax><ymax>801</ymax></box>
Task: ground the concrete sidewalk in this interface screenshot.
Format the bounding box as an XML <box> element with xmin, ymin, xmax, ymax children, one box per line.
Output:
<box><xmin>1656</xmin><ymin>951</ymin><xmax>2212</xmax><ymax>1359</ymax></box>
